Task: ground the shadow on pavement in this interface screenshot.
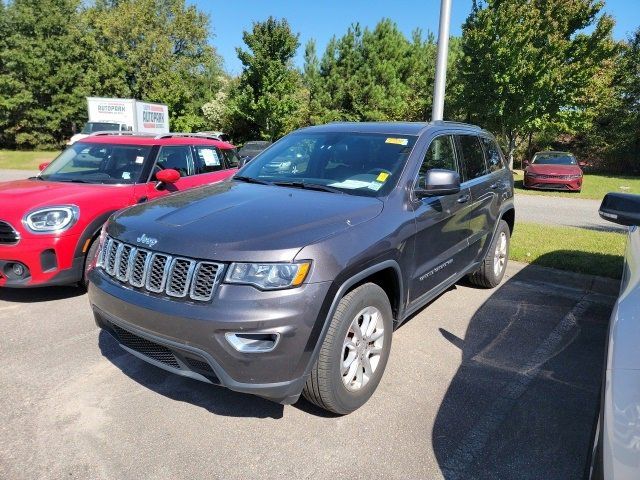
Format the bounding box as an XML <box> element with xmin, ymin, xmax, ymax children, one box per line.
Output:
<box><xmin>432</xmin><ymin>256</ymin><xmax>614</xmax><ymax>480</ymax></box>
<box><xmin>0</xmin><ymin>285</ymin><xmax>85</xmax><ymax>303</ymax></box>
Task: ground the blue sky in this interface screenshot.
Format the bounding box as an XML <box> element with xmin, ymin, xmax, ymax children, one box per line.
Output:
<box><xmin>193</xmin><ymin>0</ymin><xmax>639</xmax><ymax>74</ymax></box>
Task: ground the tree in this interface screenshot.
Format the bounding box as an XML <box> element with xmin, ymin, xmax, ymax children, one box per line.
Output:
<box><xmin>226</xmin><ymin>17</ymin><xmax>304</xmax><ymax>141</ymax></box>
<box><xmin>459</xmin><ymin>0</ymin><xmax>616</xmax><ymax>168</ymax></box>
<box><xmin>0</xmin><ymin>0</ymin><xmax>90</xmax><ymax>148</ymax></box>
<box><xmin>83</xmin><ymin>0</ymin><xmax>223</xmax><ymax>133</ymax></box>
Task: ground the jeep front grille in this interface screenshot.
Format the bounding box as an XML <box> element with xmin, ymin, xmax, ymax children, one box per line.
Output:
<box><xmin>98</xmin><ymin>236</ymin><xmax>223</xmax><ymax>302</ymax></box>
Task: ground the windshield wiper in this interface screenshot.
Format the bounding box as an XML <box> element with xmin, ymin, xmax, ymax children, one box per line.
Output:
<box><xmin>273</xmin><ymin>181</ymin><xmax>346</xmax><ymax>194</ymax></box>
<box><xmin>55</xmin><ymin>178</ymin><xmax>92</xmax><ymax>184</ymax></box>
<box><xmin>233</xmin><ymin>175</ymin><xmax>271</xmax><ymax>185</ymax></box>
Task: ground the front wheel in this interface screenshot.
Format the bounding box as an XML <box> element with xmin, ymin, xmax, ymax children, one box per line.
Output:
<box><xmin>302</xmin><ymin>283</ymin><xmax>393</xmax><ymax>414</ymax></box>
<box><xmin>81</xmin><ymin>237</ymin><xmax>100</xmax><ymax>288</ymax></box>
<box><xmin>468</xmin><ymin>219</ymin><xmax>510</xmax><ymax>288</ymax></box>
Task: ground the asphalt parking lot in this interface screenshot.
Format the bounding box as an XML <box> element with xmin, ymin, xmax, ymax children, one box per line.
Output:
<box><xmin>0</xmin><ymin>261</ymin><xmax>617</xmax><ymax>479</ymax></box>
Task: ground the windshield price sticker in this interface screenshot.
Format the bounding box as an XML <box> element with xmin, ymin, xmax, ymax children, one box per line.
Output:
<box><xmin>135</xmin><ymin>156</ymin><xmax>145</xmax><ymax>164</ymax></box>
<box><xmin>201</xmin><ymin>149</ymin><xmax>220</xmax><ymax>166</ymax></box>
<box><xmin>385</xmin><ymin>138</ymin><xmax>408</xmax><ymax>146</ymax></box>
<box><xmin>376</xmin><ymin>172</ymin><xmax>390</xmax><ymax>182</ymax></box>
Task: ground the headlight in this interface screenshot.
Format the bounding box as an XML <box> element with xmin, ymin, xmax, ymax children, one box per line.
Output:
<box><xmin>23</xmin><ymin>205</ymin><xmax>79</xmax><ymax>233</ymax></box>
<box><xmin>225</xmin><ymin>261</ymin><xmax>311</xmax><ymax>290</ymax></box>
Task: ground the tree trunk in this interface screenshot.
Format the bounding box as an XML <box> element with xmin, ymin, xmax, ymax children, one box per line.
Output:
<box><xmin>507</xmin><ymin>134</ymin><xmax>516</xmax><ymax>171</ymax></box>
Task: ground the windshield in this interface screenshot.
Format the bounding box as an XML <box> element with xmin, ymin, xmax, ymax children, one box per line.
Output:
<box><xmin>40</xmin><ymin>142</ymin><xmax>152</xmax><ymax>184</ymax></box>
<box><xmin>532</xmin><ymin>153</ymin><xmax>577</xmax><ymax>165</ymax></box>
<box><xmin>81</xmin><ymin>122</ymin><xmax>122</xmax><ymax>134</ymax></box>
<box><xmin>237</xmin><ymin>132</ymin><xmax>417</xmax><ymax>196</ymax></box>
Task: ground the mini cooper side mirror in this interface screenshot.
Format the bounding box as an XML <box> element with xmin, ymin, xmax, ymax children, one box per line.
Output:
<box><xmin>155</xmin><ymin>168</ymin><xmax>181</xmax><ymax>185</ymax></box>
<box><xmin>38</xmin><ymin>162</ymin><xmax>50</xmax><ymax>172</ymax></box>
<box><xmin>415</xmin><ymin>169</ymin><xmax>461</xmax><ymax>198</ymax></box>
<box><xmin>599</xmin><ymin>193</ymin><xmax>640</xmax><ymax>227</ymax></box>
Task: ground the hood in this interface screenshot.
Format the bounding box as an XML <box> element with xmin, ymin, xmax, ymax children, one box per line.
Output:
<box><xmin>109</xmin><ymin>181</ymin><xmax>384</xmax><ymax>262</ymax></box>
<box><xmin>0</xmin><ymin>178</ymin><xmax>131</xmax><ymax>225</ymax></box>
<box><xmin>525</xmin><ymin>164</ymin><xmax>582</xmax><ymax>176</ymax></box>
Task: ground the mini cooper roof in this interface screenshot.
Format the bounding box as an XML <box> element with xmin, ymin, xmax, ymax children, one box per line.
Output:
<box><xmin>78</xmin><ymin>132</ymin><xmax>235</xmax><ymax>149</ymax></box>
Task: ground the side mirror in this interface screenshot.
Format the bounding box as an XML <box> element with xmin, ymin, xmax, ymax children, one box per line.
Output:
<box><xmin>38</xmin><ymin>162</ymin><xmax>50</xmax><ymax>172</ymax></box>
<box><xmin>523</xmin><ymin>160</ymin><xmax>530</xmax><ymax>167</ymax></box>
<box><xmin>155</xmin><ymin>168</ymin><xmax>180</xmax><ymax>185</ymax></box>
<box><xmin>415</xmin><ymin>169</ymin><xmax>461</xmax><ymax>198</ymax></box>
<box><xmin>579</xmin><ymin>161</ymin><xmax>587</xmax><ymax>168</ymax></box>
<box><xmin>599</xmin><ymin>193</ymin><xmax>640</xmax><ymax>227</ymax></box>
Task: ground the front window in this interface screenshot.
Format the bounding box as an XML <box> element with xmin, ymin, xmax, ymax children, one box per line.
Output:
<box><xmin>81</xmin><ymin>122</ymin><xmax>122</xmax><ymax>134</ymax></box>
<box><xmin>40</xmin><ymin>142</ymin><xmax>152</xmax><ymax>184</ymax></box>
<box><xmin>532</xmin><ymin>153</ymin><xmax>577</xmax><ymax>165</ymax></box>
<box><xmin>237</xmin><ymin>132</ymin><xmax>418</xmax><ymax>196</ymax></box>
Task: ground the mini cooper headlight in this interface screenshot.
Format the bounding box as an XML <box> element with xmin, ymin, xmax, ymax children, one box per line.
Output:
<box><xmin>225</xmin><ymin>261</ymin><xmax>311</xmax><ymax>290</ymax></box>
<box><xmin>24</xmin><ymin>205</ymin><xmax>79</xmax><ymax>233</ymax></box>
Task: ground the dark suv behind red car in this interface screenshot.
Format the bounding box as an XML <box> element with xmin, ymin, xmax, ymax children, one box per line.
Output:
<box><xmin>0</xmin><ymin>133</ymin><xmax>238</xmax><ymax>288</ymax></box>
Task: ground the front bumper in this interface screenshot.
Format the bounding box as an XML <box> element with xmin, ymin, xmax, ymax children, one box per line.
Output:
<box><xmin>0</xmin><ymin>234</ymin><xmax>84</xmax><ymax>287</ymax></box>
<box><xmin>88</xmin><ymin>268</ymin><xmax>332</xmax><ymax>404</ymax></box>
<box><xmin>523</xmin><ymin>175</ymin><xmax>582</xmax><ymax>191</ymax></box>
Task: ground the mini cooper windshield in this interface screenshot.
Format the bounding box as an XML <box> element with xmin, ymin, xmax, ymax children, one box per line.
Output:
<box><xmin>237</xmin><ymin>132</ymin><xmax>418</xmax><ymax>196</ymax></box>
<box><xmin>40</xmin><ymin>143</ymin><xmax>152</xmax><ymax>184</ymax></box>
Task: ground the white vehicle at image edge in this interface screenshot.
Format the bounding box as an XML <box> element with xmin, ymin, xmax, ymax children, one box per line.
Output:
<box><xmin>589</xmin><ymin>193</ymin><xmax>640</xmax><ymax>480</ymax></box>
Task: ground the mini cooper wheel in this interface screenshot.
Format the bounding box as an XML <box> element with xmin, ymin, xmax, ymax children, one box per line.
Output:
<box><xmin>468</xmin><ymin>219</ymin><xmax>510</xmax><ymax>288</ymax></box>
<box><xmin>302</xmin><ymin>283</ymin><xmax>393</xmax><ymax>414</ymax></box>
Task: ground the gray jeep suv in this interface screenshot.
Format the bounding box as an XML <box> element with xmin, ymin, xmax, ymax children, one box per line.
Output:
<box><xmin>88</xmin><ymin>121</ymin><xmax>515</xmax><ymax>414</ymax></box>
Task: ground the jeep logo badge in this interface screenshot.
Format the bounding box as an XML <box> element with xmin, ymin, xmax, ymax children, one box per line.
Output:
<box><xmin>136</xmin><ymin>234</ymin><xmax>158</xmax><ymax>248</ymax></box>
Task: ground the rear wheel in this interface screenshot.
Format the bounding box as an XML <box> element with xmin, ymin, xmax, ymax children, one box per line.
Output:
<box><xmin>468</xmin><ymin>219</ymin><xmax>510</xmax><ymax>288</ymax></box>
<box><xmin>302</xmin><ymin>283</ymin><xmax>393</xmax><ymax>414</ymax></box>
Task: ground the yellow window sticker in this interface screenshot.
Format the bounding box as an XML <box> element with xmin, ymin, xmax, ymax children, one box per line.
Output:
<box><xmin>376</xmin><ymin>172</ymin><xmax>390</xmax><ymax>182</ymax></box>
<box><xmin>385</xmin><ymin>137</ymin><xmax>408</xmax><ymax>146</ymax></box>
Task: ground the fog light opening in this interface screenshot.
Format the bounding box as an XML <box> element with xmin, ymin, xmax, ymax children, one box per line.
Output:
<box><xmin>4</xmin><ymin>262</ymin><xmax>29</xmax><ymax>280</ymax></box>
<box><xmin>225</xmin><ymin>332</ymin><xmax>280</xmax><ymax>353</ymax></box>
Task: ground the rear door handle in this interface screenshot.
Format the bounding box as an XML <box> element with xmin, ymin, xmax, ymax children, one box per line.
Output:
<box><xmin>490</xmin><ymin>182</ymin><xmax>500</xmax><ymax>190</ymax></box>
<box><xmin>457</xmin><ymin>194</ymin><xmax>470</xmax><ymax>204</ymax></box>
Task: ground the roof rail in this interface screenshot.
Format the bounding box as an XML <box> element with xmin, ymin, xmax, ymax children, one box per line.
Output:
<box><xmin>430</xmin><ymin>120</ymin><xmax>483</xmax><ymax>130</ymax></box>
<box><xmin>89</xmin><ymin>131</ymin><xmax>157</xmax><ymax>137</ymax></box>
<box><xmin>154</xmin><ymin>132</ymin><xmax>224</xmax><ymax>141</ymax></box>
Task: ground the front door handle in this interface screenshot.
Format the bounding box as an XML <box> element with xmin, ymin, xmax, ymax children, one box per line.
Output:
<box><xmin>490</xmin><ymin>182</ymin><xmax>500</xmax><ymax>190</ymax></box>
<box><xmin>457</xmin><ymin>194</ymin><xmax>470</xmax><ymax>204</ymax></box>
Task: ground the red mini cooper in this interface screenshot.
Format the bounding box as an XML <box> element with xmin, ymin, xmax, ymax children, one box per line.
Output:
<box><xmin>0</xmin><ymin>133</ymin><xmax>238</xmax><ymax>288</ymax></box>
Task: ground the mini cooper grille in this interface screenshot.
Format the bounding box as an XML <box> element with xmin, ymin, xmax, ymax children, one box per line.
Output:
<box><xmin>98</xmin><ymin>236</ymin><xmax>223</xmax><ymax>302</ymax></box>
<box><xmin>0</xmin><ymin>221</ymin><xmax>19</xmax><ymax>244</ymax></box>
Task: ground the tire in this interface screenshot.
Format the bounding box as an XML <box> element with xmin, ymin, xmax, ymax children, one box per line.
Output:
<box><xmin>468</xmin><ymin>219</ymin><xmax>510</xmax><ymax>288</ymax></box>
<box><xmin>81</xmin><ymin>237</ymin><xmax>100</xmax><ymax>288</ymax></box>
<box><xmin>302</xmin><ymin>283</ymin><xmax>393</xmax><ymax>414</ymax></box>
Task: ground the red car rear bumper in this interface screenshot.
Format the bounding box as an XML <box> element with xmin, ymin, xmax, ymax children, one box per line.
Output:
<box><xmin>523</xmin><ymin>174</ymin><xmax>582</xmax><ymax>191</ymax></box>
<box><xmin>0</xmin><ymin>234</ymin><xmax>84</xmax><ymax>287</ymax></box>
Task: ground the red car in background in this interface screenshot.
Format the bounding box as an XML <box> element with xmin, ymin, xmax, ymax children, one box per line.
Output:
<box><xmin>523</xmin><ymin>151</ymin><xmax>584</xmax><ymax>192</ymax></box>
<box><xmin>0</xmin><ymin>133</ymin><xmax>238</xmax><ymax>288</ymax></box>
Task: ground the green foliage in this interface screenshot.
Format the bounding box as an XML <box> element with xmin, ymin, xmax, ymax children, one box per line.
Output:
<box><xmin>0</xmin><ymin>0</ymin><xmax>91</xmax><ymax>148</ymax></box>
<box><xmin>0</xmin><ymin>0</ymin><xmax>223</xmax><ymax>148</ymax></box>
<box><xmin>458</xmin><ymin>0</ymin><xmax>616</xmax><ymax>166</ymax></box>
<box><xmin>224</xmin><ymin>17</ymin><xmax>304</xmax><ymax>142</ymax></box>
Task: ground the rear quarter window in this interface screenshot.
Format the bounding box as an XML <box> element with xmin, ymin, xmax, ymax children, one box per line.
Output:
<box><xmin>480</xmin><ymin>137</ymin><xmax>505</xmax><ymax>173</ymax></box>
